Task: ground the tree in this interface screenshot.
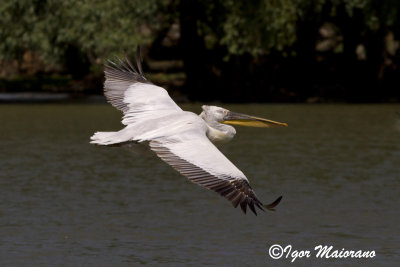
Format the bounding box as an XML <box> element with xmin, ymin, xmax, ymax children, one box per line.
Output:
<box><xmin>0</xmin><ymin>0</ymin><xmax>168</xmax><ymax>75</ymax></box>
<box><xmin>1</xmin><ymin>0</ymin><xmax>399</xmax><ymax>101</ymax></box>
<box><xmin>177</xmin><ymin>0</ymin><xmax>400</xmax><ymax>101</ymax></box>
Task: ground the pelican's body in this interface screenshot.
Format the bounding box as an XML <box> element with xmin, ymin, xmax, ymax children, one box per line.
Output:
<box><xmin>91</xmin><ymin>50</ymin><xmax>287</xmax><ymax>215</ymax></box>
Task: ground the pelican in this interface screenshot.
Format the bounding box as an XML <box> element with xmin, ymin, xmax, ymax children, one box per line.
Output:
<box><xmin>90</xmin><ymin>49</ymin><xmax>287</xmax><ymax>215</ymax></box>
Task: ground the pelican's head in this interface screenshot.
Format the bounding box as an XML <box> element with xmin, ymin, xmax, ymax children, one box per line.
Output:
<box><xmin>200</xmin><ymin>105</ymin><xmax>288</xmax><ymax>128</ymax></box>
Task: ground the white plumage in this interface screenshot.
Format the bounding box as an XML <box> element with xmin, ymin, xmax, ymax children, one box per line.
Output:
<box><xmin>90</xmin><ymin>52</ymin><xmax>285</xmax><ymax>215</ymax></box>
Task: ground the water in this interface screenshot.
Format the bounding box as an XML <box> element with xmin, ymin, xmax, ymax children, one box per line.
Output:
<box><xmin>0</xmin><ymin>103</ymin><xmax>399</xmax><ymax>266</ymax></box>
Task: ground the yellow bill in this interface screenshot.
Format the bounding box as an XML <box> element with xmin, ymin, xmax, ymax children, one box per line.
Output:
<box><xmin>221</xmin><ymin>111</ymin><xmax>288</xmax><ymax>128</ymax></box>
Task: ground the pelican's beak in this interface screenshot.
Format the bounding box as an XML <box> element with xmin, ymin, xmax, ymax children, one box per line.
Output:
<box><xmin>221</xmin><ymin>111</ymin><xmax>288</xmax><ymax>128</ymax></box>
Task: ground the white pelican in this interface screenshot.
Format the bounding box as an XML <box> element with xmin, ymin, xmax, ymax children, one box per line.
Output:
<box><xmin>90</xmin><ymin>50</ymin><xmax>287</xmax><ymax>215</ymax></box>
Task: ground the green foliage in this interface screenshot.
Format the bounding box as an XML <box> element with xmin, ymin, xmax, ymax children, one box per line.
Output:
<box><xmin>0</xmin><ymin>0</ymin><xmax>168</xmax><ymax>64</ymax></box>
<box><xmin>1</xmin><ymin>0</ymin><xmax>399</xmax><ymax>67</ymax></box>
<box><xmin>220</xmin><ymin>0</ymin><xmax>299</xmax><ymax>55</ymax></box>
<box><xmin>212</xmin><ymin>0</ymin><xmax>400</xmax><ymax>56</ymax></box>
<box><xmin>0</xmin><ymin>0</ymin><xmax>40</xmax><ymax>60</ymax></box>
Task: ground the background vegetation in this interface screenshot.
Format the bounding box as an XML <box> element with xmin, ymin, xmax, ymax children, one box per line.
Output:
<box><xmin>1</xmin><ymin>0</ymin><xmax>399</xmax><ymax>102</ymax></box>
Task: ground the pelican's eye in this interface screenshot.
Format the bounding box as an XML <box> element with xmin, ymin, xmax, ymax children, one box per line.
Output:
<box><xmin>223</xmin><ymin>110</ymin><xmax>228</xmax><ymax>115</ymax></box>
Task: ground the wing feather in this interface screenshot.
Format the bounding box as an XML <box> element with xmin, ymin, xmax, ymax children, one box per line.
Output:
<box><xmin>149</xmin><ymin>136</ymin><xmax>268</xmax><ymax>215</ymax></box>
<box><xmin>104</xmin><ymin>51</ymin><xmax>181</xmax><ymax>125</ymax></box>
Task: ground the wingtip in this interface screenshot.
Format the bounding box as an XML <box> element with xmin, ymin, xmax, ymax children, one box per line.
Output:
<box><xmin>264</xmin><ymin>196</ymin><xmax>283</xmax><ymax>211</ymax></box>
<box><xmin>248</xmin><ymin>201</ymin><xmax>258</xmax><ymax>215</ymax></box>
<box><xmin>136</xmin><ymin>45</ymin><xmax>144</xmax><ymax>75</ymax></box>
<box><xmin>240</xmin><ymin>200</ymin><xmax>247</xmax><ymax>214</ymax></box>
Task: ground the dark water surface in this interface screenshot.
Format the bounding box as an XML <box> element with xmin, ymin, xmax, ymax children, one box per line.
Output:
<box><xmin>0</xmin><ymin>103</ymin><xmax>399</xmax><ymax>266</ymax></box>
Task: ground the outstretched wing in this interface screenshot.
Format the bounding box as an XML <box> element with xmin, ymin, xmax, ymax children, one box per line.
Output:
<box><xmin>104</xmin><ymin>49</ymin><xmax>182</xmax><ymax>125</ymax></box>
<box><xmin>149</xmin><ymin>130</ymin><xmax>281</xmax><ymax>215</ymax></box>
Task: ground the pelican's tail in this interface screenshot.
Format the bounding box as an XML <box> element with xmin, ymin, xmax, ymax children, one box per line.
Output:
<box><xmin>90</xmin><ymin>131</ymin><xmax>127</xmax><ymax>145</ymax></box>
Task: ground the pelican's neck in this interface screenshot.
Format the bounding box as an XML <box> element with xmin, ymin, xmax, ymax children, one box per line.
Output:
<box><xmin>199</xmin><ymin>112</ymin><xmax>236</xmax><ymax>144</ymax></box>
